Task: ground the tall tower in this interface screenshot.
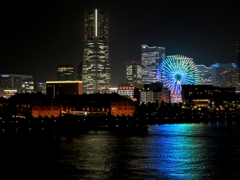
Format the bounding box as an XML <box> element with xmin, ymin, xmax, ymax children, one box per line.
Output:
<box><xmin>237</xmin><ymin>36</ymin><xmax>240</xmax><ymax>67</ymax></box>
<box><xmin>141</xmin><ymin>45</ymin><xmax>165</xmax><ymax>84</ymax></box>
<box><xmin>125</xmin><ymin>60</ymin><xmax>142</xmax><ymax>85</ymax></box>
<box><xmin>82</xmin><ymin>9</ymin><xmax>110</xmax><ymax>94</ymax></box>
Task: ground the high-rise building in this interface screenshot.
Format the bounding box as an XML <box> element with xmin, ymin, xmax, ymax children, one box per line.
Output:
<box><xmin>125</xmin><ymin>60</ymin><xmax>142</xmax><ymax>85</ymax></box>
<box><xmin>196</xmin><ymin>64</ymin><xmax>213</xmax><ymax>85</ymax></box>
<box><xmin>141</xmin><ymin>45</ymin><xmax>165</xmax><ymax>84</ymax></box>
<box><xmin>236</xmin><ymin>36</ymin><xmax>240</xmax><ymax>67</ymax></box>
<box><xmin>0</xmin><ymin>74</ymin><xmax>34</xmax><ymax>98</ymax></box>
<box><xmin>57</xmin><ymin>65</ymin><xmax>74</xmax><ymax>80</ymax></box>
<box><xmin>82</xmin><ymin>9</ymin><xmax>110</xmax><ymax>94</ymax></box>
<box><xmin>211</xmin><ymin>63</ymin><xmax>239</xmax><ymax>90</ymax></box>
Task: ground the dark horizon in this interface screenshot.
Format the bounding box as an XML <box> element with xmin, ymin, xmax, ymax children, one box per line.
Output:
<box><xmin>1</xmin><ymin>0</ymin><xmax>240</xmax><ymax>85</ymax></box>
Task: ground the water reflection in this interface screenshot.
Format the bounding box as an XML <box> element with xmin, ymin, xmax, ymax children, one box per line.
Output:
<box><xmin>1</xmin><ymin>123</ymin><xmax>240</xmax><ymax>179</ymax></box>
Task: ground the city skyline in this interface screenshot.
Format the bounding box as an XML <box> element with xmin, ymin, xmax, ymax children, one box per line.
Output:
<box><xmin>1</xmin><ymin>0</ymin><xmax>240</xmax><ymax>85</ymax></box>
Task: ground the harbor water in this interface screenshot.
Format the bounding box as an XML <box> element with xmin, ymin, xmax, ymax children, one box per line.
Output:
<box><xmin>0</xmin><ymin>121</ymin><xmax>240</xmax><ymax>179</ymax></box>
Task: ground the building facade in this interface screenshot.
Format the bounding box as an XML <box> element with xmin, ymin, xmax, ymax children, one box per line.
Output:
<box><xmin>82</xmin><ymin>9</ymin><xmax>110</xmax><ymax>94</ymax></box>
<box><xmin>125</xmin><ymin>60</ymin><xmax>142</xmax><ymax>85</ymax></box>
<box><xmin>117</xmin><ymin>85</ymin><xmax>135</xmax><ymax>99</ymax></box>
<box><xmin>46</xmin><ymin>81</ymin><xmax>82</xmax><ymax>97</ymax></box>
<box><xmin>211</xmin><ymin>63</ymin><xmax>239</xmax><ymax>90</ymax></box>
<box><xmin>141</xmin><ymin>45</ymin><xmax>165</xmax><ymax>84</ymax></box>
<box><xmin>110</xmin><ymin>99</ymin><xmax>136</xmax><ymax>117</ymax></box>
<box><xmin>196</xmin><ymin>64</ymin><xmax>213</xmax><ymax>85</ymax></box>
<box><xmin>57</xmin><ymin>65</ymin><xmax>74</xmax><ymax>80</ymax></box>
<box><xmin>0</xmin><ymin>74</ymin><xmax>34</xmax><ymax>98</ymax></box>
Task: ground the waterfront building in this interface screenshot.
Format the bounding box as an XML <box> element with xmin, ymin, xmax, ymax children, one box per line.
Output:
<box><xmin>196</xmin><ymin>64</ymin><xmax>213</xmax><ymax>85</ymax></box>
<box><xmin>110</xmin><ymin>99</ymin><xmax>136</xmax><ymax>117</ymax></box>
<box><xmin>182</xmin><ymin>85</ymin><xmax>213</xmax><ymax>107</ymax></box>
<box><xmin>125</xmin><ymin>60</ymin><xmax>142</xmax><ymax>85</ymax></box>
<box><xmin>57</xmin><ymin>65</ymin><xmax>74</xmax><ymax>80</ymax></box>
<box><xmin>211</xmin><ymin>63</ymin><xmax>239</xmax><ymax>90</ymax></box>
<box><xmin>46</xmin><ymin>81</ymin><xmax>82</xmax><ymax>97</ymax></box>
<box><xmin>82</xmin><ymin>9</ymin><xmax>110</xmax><ymax>94</ymax></box>
<box><xmin>141</xmin><ymin>45</ymin><xmax>165</xmax><ymax>84</ymax></box>
<box><xmin>182</xmin><ymin>85</ymin><xmax>236</xmax><ymax>107</ymax></box>
<box><xmin>31</xmin><ymin>100</ymin><xmax>61</xmax><ymax>118</ymax></box>
<box><xmin>0</xmin><ymin>74</ymin><xmax>34</xmax><ymax>98</ymax></box>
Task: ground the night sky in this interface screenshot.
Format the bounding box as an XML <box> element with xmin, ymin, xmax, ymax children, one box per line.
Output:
<box><xmin>1</xmin><ymin>0</ymin><xmax>240</xmax><ymax>85</ymax></box>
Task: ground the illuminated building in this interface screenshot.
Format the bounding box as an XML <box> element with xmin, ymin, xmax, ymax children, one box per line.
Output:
<box><xmin>117</xmin><ymin>85</ymin><xmax>135</xmax><ymax>99</ymax></box>
<box><xmin>125</xmin><ymin>60</ymin><xmax>142</xmax><ymax>85</ymax></box>
<box><xmin>0</xmin><ymin>74</ymin><xmax>34</xmax><ymax>98</ymax></box>
<box><xmin>182</xmin><ymin>85</ymin><xmax>213</xmax><ymax>106</ymax></box>
<box><xmin>237</xmin><ymin>36</ymin><xmax>240</xmax><ymax>67</ymax></box>
<box><xmin>46</xmin><ymin>81</ymin><xmax>82</xmax><ymax>97</ymax></box>
<box><xmin>158</xmin><ymin>55</ymin><xmax>200</xmax><ymax>103</ymax></box>
<box><xmin>139</xmin><ymin>83</ymin><xmax>170</xmax><ymax>104</ymax></box>
<box><xmin>211</xmin><ymin>63</ymin><xmax>239</xmax><ymax>90</ymax></box>
<box><xmin>82</xmin><ymin>9</ymin><xmax>110</xmax><ymax>94</ymax></box>
<box><xmin>141</xmin><ymin>45</ymin><xmax>165</xmax><ymax>84</ymax></box>
<box><xmin>196</xmin><ymin>64</ymin><xmax>213</xmax><ymax>85</ymax></box>
<box><xmin>31</xmin><ymin>101</ymin><xmax>61</xmax><ymax>118</ymax></box>
<box><xmin>110</xmin><ymin>99</ymin><xmax>136</xmax><ymax>117</ymax></box>
<box><xmin>140</xmin><ymin>88</ymin><xmax>153</xmax><ymax>104</ymax></box>
<box><xmin>102</xmin><ymin>87</ymin><xmax>118</xmax><ymax>94</ymax></box>
<box><xmin>57</xmin><ymin>65</ymin><xmax>74</xmax><ymax>80</ymax></box>
<box><xmin>182</xmin><ymin>85</ymin><xmax>236</xmax><ymax>107</ymax></box>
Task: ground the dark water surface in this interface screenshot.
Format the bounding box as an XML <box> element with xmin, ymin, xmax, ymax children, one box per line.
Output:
<box><xmin>1</xmin><ymin>122</ymin><xmax>240</xmax><ymax>179</ymax></box>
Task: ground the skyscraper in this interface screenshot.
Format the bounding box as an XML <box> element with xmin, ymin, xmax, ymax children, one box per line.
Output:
<box><xmin>141</xmin><ymin>45</ymin><xmax>165</xmax><ymax>84</ymax></box>
<box><xmin>236</xmin><ymin>36</ymin><xmax>240</xmax><ymax>67</ymax></box>
<box><xmin>125</xmin><ymin>60</ymin><xmax>142</xmax><ymax>85</ymax></box>
<box><xmin>82</xmin><ymin>9</ymin><xmax>110</xmax><ymax>94</ymax></box>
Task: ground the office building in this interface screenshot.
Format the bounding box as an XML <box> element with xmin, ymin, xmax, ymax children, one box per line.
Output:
<box><xmin>57</xmin><ymin>65</ymin><xmax>74</xmax><ymax>80</ymax></box>
<box><xmin>125</xmin><ymin>60</ymin><xmax>142</xmax><ymax>85</ymax></box>
<box><xmin>196</xmin><ymin>64</ymin><xmax>213</xmax><ymax>85</ymax></box>
<box><xmin>46</xmin><ymin>81</ymin><xmax>82</xmax><ymax>97</ymax></box>
<box><xmin>211</xmin><ymin>63</ymin><xmax>239</xmax><ymax>90</ymax></box>
<box><xmin>0</xmin><ymin>74</ymin><xmax>34</xmax><ymax>98</ymax></box>
<box><xmin>117</xmin><ymin>84</ymin><xmax>135</xmax><ymax>99</ymax></box>
<box><xmin>82</xmin><ymin>9</ymin><xmax>110</xmax><ymax>94</ymax></box>
<box><xmin>141</xmin><ymin>45</ymin><xmax>165</xmax><ymax>84</ymax></box>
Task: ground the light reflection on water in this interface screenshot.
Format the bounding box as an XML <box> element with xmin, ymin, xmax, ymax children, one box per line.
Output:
<box><xmin>1</xmin><ymin>123</ymin><xmax>240</xmax><ymax>179</ymax></box>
